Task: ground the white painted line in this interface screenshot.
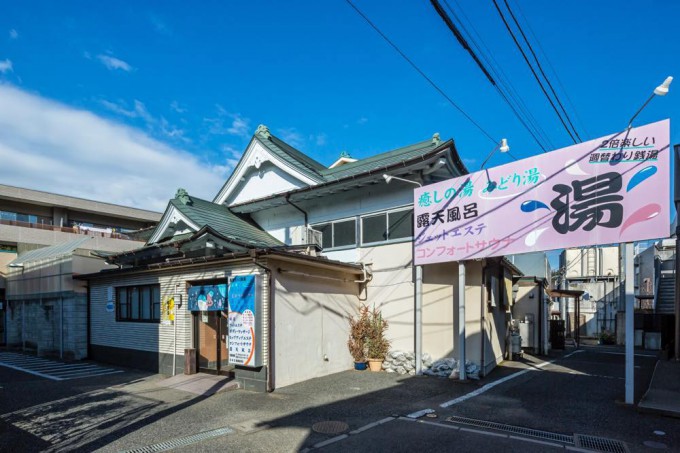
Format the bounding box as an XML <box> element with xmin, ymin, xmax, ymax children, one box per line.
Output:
<box><xmin>406</xmin><ymin>408</ymin><xmax>435</xmax><ymax>419</ymax></box>
<box><xmin>57</xmin><ymin>368</ymin><xmax>123</xmax><ymax>377</ymax></box>
<box><xmin>508</xmin><ymin>435</ymin><xmax>564</xmax><ymax>448</ymax></box>
<box><xmin>440</xmin><ymin>350</ymin><xmax>584</xmax><ymax>408</ymax></box>
<box><xmin>0</xmin><ymin>358</ymin><xmax>52</xmax><ymax>365</ymax></box>
<box><xmin>460</xmin><ymin>427</ymin><xmax>508</xmax><ymax>438</ymax></box>
<box><xmin>52</xmin><ymin>368</ymin><xmax>116</xmax><ymax>377</ymax></box>
<box><xmin>593</xmin><ymin>351</ymin><xmax>657</xmax><ymax>358</ymax></box>
<box><xmin>0</xmin><ymin>362</ymin><xmax>62</xmax><ymax>381</ymax></box>
<box><xmin>23</xmin><ymin>364</ymin><xmax>97</xmax><ymax>371</ymax></box>
<box><xmin>414</xmin><ymin>419</ymin><xmax>460</xmax><ymax>430</ymax></box>
<box><xmin>313</xmin><ymin>434</ymin><xmax>348</xmax><ymax>449</ymax></box>
<box><xmin>349</xmin><ymin>417</ymin><xmax>395</xmax><ymax>434</ymax></box>
<box><xmin>566</xmin><ymin>446</ymin><xmax>592</xmax><ymax>452</ymax></box>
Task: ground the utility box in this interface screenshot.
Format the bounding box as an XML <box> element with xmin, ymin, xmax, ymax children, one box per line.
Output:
<box><xmin>184</xmin><ymin>348</ymin><xmax>197</xmax><ymax>375</ymax></box>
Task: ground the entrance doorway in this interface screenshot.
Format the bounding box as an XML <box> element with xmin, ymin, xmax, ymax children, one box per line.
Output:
<box><xmin>195</xmin><ymin>311</ymin><xmax>230</xmax><ymax>375</ymax></box>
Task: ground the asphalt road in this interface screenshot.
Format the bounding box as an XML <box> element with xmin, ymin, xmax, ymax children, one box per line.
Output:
<box><xmin>0</xmin><ymin>346</ymin><xmax>677</xmax><ymax>452</ymax></box>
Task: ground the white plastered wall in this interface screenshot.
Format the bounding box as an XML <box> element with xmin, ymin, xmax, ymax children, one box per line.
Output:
<box><xmin>271</xmin><ymin>259</ymin><xmax>361</xmax><ymax>388</ymax></box>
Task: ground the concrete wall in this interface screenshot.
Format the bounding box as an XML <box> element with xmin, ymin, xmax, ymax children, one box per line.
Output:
<box><xmin>636</xmin><ymin>245</ymin><xmax>656</xmax><ymax>297</ymax></box>
<box><xmin>0</xmin><ymin>224</ymin><xmax>145</xmax><ymax>250</ymax></box>
<box><xmin>5</xmin><ymin>254</ymin><xmax>114</xmax><ymax>359</ymax></box>
<box><xmin>563</xmin><ymin>247</ymin><xmax>619</xmax><ymax>279</ymax></box>
<box><xmin>0</xmin><ymin>183</ymin><xmax>161</xmax><ymax>225</ymax></box>
<box><xmin>564</xmin><ymin>279</ymin><xmax>619</xmax><ymax>336</ymax></box>
<box><xmin>270</xmin><ymin>259</ymin><xmax>361</xmax><ymax>388</ymax></box>
<box><xmin>0</xmin><ymin>252</ymin><xmax>16</xmax><ymax>289</ymax></box>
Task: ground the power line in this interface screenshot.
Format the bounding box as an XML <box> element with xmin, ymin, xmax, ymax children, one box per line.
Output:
<box><xmin>491</xmin><ymin>0</ymin><xmax>579</xmax><ymax>144</ymax></box>
<box><xmin>511</xmin><ymin>0</ymin><xmax>590</xmax><ymax>139</ymax></box>
<box><xmin>432</xmin><ymin>0</ymin><xmax>549</xmax><ymax>152</ymax></box>
<box><xmin>344</xmin><ymin>0</ymin><xmax>498</xmax><ymax>145</ymax></box>
<box><xmin>502</xmin><ymin>0</ymin><xmax>582</xmax><ymax>142</ymax></box>
<box><xmin>429</xmin><ymin>0</ymin><xmax>496</xmax><ymax>86</ymax></box>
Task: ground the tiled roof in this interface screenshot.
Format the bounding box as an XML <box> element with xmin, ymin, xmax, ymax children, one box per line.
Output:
<box><xmin>318</xmin><ymin>139</ymin><xmax>442</xmax><ymax>181</ymax></box>
<box><xmin>256</xmin><ymin>132</ymin><xmax>451</xmax><ymax>183</ymax></box>
<box><xmin>169</xmin><ymin>196</ymin><xmax>284</xmax><ymax>248</ymax></box>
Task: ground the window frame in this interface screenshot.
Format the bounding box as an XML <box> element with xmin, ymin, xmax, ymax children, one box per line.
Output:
<box><xmin>310</xmin><ymin>217</ymin><xmax>357</xmax><ymax>251</ymax></box>
<box><xmin>360</xmin><ymin>206</ymin><xmax>414</xmax><ymax>246</ymax></box>
<box><xmin>116</xmin><ymin>284</ymin><xmax>161</xmax><ymax>323</ymax></box>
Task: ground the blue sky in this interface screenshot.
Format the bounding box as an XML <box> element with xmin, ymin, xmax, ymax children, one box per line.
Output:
<box><xmin>1</xmin><ymin>1</ymin><xmax>679</xmax><ymax>266</ymax></box>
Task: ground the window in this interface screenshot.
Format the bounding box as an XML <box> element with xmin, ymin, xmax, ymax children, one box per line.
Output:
<box><xmin>116</xmin><ymin>285</ymin><xmax>160</xmax><ymax>322</ymax></box>
<box><xmin>311</xmin><ymin>219</ymin><xmax>356</xmax><ymax>249</ymax></box>
<box><xmin>0</xmin><ymin>210</ymin><xmax>52</xmax><ymax>225</ymax></box>
<box><xmin>361</xmin><ymin>208</ymin><xmax>413</xmax><ymax>245</ymax></box>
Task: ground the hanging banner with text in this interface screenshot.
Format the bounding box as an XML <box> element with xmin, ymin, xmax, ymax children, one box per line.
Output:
<box><xmin>414</xmin><ymin>119</ymin><xmax>670</xmax><ymax>265</ymax></box>
<box><xmin>228</xmin><ymin>275</ymin><xmax>259</xmax><ymax>367</ymax></box>
<box><xmin>187</xmin><ymin>284</ymin><xmax>227</xmax><ymax>311</ymax></box>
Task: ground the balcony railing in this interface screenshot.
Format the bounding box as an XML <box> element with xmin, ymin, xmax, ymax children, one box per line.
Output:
<box><xmin>0</xmin><ymin>218</ymin><xmax>133</xmax><ymax>240</ymax></box>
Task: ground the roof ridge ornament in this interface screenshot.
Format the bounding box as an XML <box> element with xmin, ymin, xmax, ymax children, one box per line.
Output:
<box><xmin>339</xmin><ymin>150</ymin><xmax>351</xmax><ymax>158</ymax></box>
<box><xmin>175</xmin><ymin>188</ymin><xmax>192</xmax><ymax>205</ymax></box>
<box><xmin>432</xmin><ymin>132</ymin><xmax>441</xmax><ymax>146</ymax></box>
<box><xmin>255</xmin><ymin>124</ymin><xmax>271</xmax><ymax>139</ymax></box>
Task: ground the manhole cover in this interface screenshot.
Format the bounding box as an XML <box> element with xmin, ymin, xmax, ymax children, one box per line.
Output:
<box><xmin>312</xmin><ymin>421</ymin><xmax>349</xmax><ymax>435</ymax></box>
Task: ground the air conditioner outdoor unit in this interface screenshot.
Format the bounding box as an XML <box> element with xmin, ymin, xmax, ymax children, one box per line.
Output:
<box><xmin>290</xmin><ymin>226</ymin><xmax>323</xmax><ymax>249</ymax></box>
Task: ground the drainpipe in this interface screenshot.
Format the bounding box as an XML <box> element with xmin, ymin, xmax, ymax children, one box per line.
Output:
<box><xmin>252</xmin><ymin>257</ymin><xmax>274</xmax><ymax>392</ymax></box>
<box><xmin>285</xmin><ymin>195</ymin><xmax>308</xmax><ymax>227</ymax></box>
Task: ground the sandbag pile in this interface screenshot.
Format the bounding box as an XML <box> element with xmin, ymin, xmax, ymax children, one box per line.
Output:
<box><xmin>381</xmin><ymin>350</ymin><xmax>433</xmax><ymax>375</ymax></box>
<box><xmin>422</xmin><ymin>357</ymin><xmax>480</xmax><ymax>380</ymax></box>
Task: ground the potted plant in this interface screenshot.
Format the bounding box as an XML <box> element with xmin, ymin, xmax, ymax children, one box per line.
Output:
<box><xmin>598</xmin><ymin>330</ymin><xmax>616</xmax><ymax>345</ymax></box>
<box><xmin>365</xmin><ymin>305</ymin><xmax>390</xmax><ymax>372</ymax></box>
<box><xmin>348</xmin><ymin>304</ymin><xmax>369</xmax><ymax>370</ymax></box>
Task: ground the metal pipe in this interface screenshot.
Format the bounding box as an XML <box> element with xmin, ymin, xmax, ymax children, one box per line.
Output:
<box><xmin>458</xmin><ymin>261</ymin><xmax>466</xmax><ymax>380</ymax></box>
<box><xmin>414</xmin><ymin>265</ymin><xmax>423</xmax><ymax>375</ymax></box>
<box><xmin>285</xmin><ymin>195</ymin><xmax>308</xmax><ymax>227</ymax></box>
<box><xmin>625</xmin><ymin>242</ymin><xmax>635</xmax><ymax>404</ymax></box>
<box><xmin>173</xmin><ymin>297</ymin><xmax>177</xmax><ymax>377</ymax></box>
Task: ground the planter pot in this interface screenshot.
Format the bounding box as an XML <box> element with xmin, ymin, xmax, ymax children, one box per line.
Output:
<box><xmin>354</xmin><ymin>361</ymin><xmax>367</xmax><ymax>371</ymax></box>
<box><xmin>367</xmin><ymin>358</ymin><xmax>383</xmax><ymax>372</ymax></box>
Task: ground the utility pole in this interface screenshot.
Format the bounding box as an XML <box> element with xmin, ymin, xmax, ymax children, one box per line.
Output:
<box><xmin>674</xmin><ymin>144</ymin><xmax>680</xmax><ymax>361</ymax></box>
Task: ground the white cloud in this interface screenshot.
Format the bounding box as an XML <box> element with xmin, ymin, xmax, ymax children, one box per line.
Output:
<box><xmin>310</xmin><ymin>133</ymin><xmax>327</xmax><ymax>146</ymax></box>
<box><xmin>357</xmin><ymin>117</ymin><xmax>368</xmax><ymax>125</ymax></box>
<box><xmin>170</xmin><ymin>100</ymin><xmax>186</xmax><ymax>113</ymax></box>
<box><xmin>96</xmin><ymin>54</ymin><xmax>133</xmax><ymax>72</ymax></box>
<box><xmin>0</xmin><ymin>84</ymin><xmax>227</xmax><ymax>211</ymax></box>
<box><xmin>203</xmin><ymin>108</ymin><xmax>250</xmax><ymax>139</ymax></box>
<box><xmin>0</xmin><ymin>59</ymin><xmax>13</xmax><ymax>74</ymax></box>
<box><xmin>101</xmin><ymin>98</ymin><xmax>185</xmax><ymax>141</ymax></box>
<box><xmin>277</xmin><ymin>128</ymin><xmax>304</xmax><ymax>148</ymax></box>
<box><xmin>9</xmin><ymin>29</ymin><xmax>18</xmax><ymax>39</ymax></box>
<box><xmin>150</xmin><ymin>15</ymin><xmax>171</xmax><ymax>35</ymax></box>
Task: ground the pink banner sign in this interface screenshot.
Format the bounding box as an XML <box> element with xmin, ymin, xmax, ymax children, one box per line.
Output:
<box><xmin>414</xmin><ymin>119</ymin><xmax>670</xmax><ymax>265</ymax></box>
